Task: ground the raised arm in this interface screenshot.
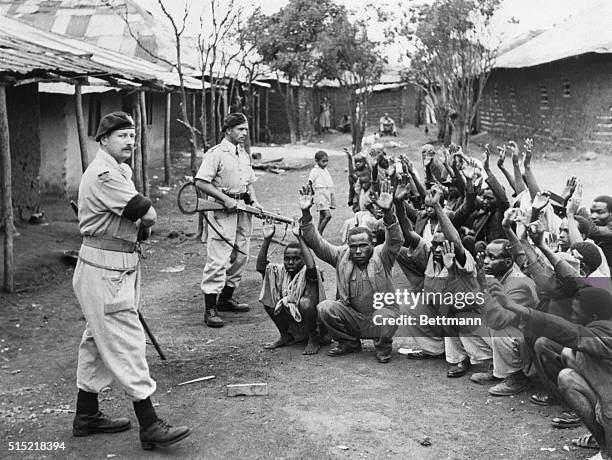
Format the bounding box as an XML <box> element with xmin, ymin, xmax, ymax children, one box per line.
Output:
<box><xmin>507</xmin><ymin>141</ymin><xmax>527</xmax><ymax>195</ymax></box>
<box><xmin>256</xmin><ymin>224</ymin><xmax>275</xmax><ymax>275</ymax></box>
<box><xmin>298</xmin><ymin>184</ymin><xmax>342</xmax><ymax>267</ymax></box>
<box><xmin>522</xmin><ymin>138</ymin><xmax>541</xmax><ymax>200</ymax></box>
<box><xmin>292</xmin><ymin>221</ymin><xmax>315</xmax><ymax>270</ymax></box>
<box><xmin>403</xmin><ymin>157</ymin><xmax>427</xmax><ymax>200</ymax></box>
<box><xmin>394</xmin><ymin>175</ymin><xmax>422</xmax><ymax>249</ymax></box>
<box><xmin>485</xmin><ymin>168</ymin><xmax>510</xmax><ymax>211</ymax></box>
<box><xmin>493</xmin><ymin>144</ymin><xmax>517</xmax><ymax>194</ymax></box>
<box><xmin>430</xmin><ymin>186</ymin><xmax>466</xmax><ymax>266</ymax></box>
<box><xmin>370</xmin><ymin>178</ymin><xmax>404</xmax><ymax>269</ymax></box>
<box><xmin>345</xmin><ymin>147</ymin><xmax>355</xmax><ymax>176</ymax></box>
<box><xmin>501</xmin><ymin>208</ymin><xmax>527</xmax><ymax>268</ymax></box>
<box><xmin>441</xmin><ymin>148</ymin><xmax>455</xmax><ymax>179</ymax></box>
<box><xmin>566</xmin><ymin>182</ymin><xmax>584</xmax><ymax>245</ymax></box>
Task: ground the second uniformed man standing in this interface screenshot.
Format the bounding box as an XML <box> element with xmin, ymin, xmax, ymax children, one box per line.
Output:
<box><xmin>195</xmin><ymin>113</ymin><xmax>262</xmax><ymax>327</ymax></box>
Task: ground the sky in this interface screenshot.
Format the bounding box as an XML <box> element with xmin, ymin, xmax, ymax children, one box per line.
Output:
<box><xmin>139</xmin><ymin>0</ymin><xmax>601</xmax><ymax>61</ymax></box>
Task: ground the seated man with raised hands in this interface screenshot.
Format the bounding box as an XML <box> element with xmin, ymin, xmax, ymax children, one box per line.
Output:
<box><xmin>299</xmin><ymin>179</ymin><xmax>404</xmax><ymax>363</ymax></box>
<box><xmin>471</xmin><ymin>212</ymin><xmax>539</xmax><ymax>396</ymax></box>
<box><xmin>257</xmin><ymin>221</ymin><xmax>327</xmax><ymax>355</ymax></box>
<box><xmin>487</xmin><ymin>277</ymin><xmax>612</xmax><ymax>460</ymax></box>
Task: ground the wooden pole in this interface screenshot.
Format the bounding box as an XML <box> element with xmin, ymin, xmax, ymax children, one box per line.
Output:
<box><xmin>265</xmin><ymin>87</ymin><xmax>269</xmax><ymax>144</ymax></box>
<box><xmin>0</xmin><ymin>84</ymin><xmax>15</xmax><ymax>293</ymax></box>
<box><xmin>139</xmin><ymin>91</ymin><xmax>149</xmax><ymax>197</ymax></box>
<box><xmin>132</xmin><ymin>92</ymin><xmax>143</xmax><ymax>193</ymax></box>
<box><xmin>74</xmin><ymin>83</ymin><xmax>89</xmax><ymax>172</ymax></box>
<box><xmin>164</xmin><ymin>92</ymin><xmax>171</xmax><ymax>186</ymax></box>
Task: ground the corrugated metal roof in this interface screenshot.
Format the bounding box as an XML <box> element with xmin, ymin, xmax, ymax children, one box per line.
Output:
<box><xmin>495</xmin><ymin>0</ymin><xmax>612</xmax><ymax>69</ymax></box>
<box><xmin>0</xmin><ymin>15</ymin><xmax>203</xmax><ymax>90</ymax></box>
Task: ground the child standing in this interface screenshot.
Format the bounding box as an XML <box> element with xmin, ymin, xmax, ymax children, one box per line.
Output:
<box><xmin>308</xmin><ymin>150</ymin><xmax>336</xmax><ymax>235</ymax></box>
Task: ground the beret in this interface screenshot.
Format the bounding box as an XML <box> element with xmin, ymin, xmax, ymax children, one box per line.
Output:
<box><xmin>95</xmin><ymin>111</ymin><xmax>135</xmax><ymax>141</ymax></box>
<box><xmin>222</xmin><ymin>112</ymin><xmax>248</xmax><ymax>131</ymax></box>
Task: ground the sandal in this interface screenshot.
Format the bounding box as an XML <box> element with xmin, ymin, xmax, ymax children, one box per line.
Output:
<box><xmin>572</xmin><ymin>433</ymin><xmax>599</xmax><ymax>450</ymax></box>
<box><xmin>551</xmin><ymin>410</ymin><xmax>582</xmax><ymax>428</ymax></box>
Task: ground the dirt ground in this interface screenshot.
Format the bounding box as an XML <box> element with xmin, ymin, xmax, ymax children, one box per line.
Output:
<box><xmin>2</xmin><ymin>126</ymin><xmax>611</xmax><ymax>460</ymax></box>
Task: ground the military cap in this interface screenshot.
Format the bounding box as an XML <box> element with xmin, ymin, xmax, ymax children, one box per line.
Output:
<box><xmin>95</xmin><ymin>111</ymin><xmax>135</xmax><ymax>141</ymax></box>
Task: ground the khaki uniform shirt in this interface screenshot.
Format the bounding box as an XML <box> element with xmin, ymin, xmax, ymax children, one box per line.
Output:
<box><xmin>195</xmin><ymin>138</ymin><xmax>256</xmax><ymax>194</ymax></box>
<box><xmin>78</xmin><ymin>149</ymin><xmax>140</xmax><ymax>243</ymax></box>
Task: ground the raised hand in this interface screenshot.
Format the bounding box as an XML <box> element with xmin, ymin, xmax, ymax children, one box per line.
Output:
<box><xmin>425</xmin><ymin>185</ymin><xmax>443</xmax><ymax>206</ymax></box>
<box><xmin>298</xmin><ymin>183</ymin><xmax>315</xmax><ymax>210</ymax></box>
<box><xmin>508</xmin><ymin>141</ymin><xmax>520</xmax><ymax>164</ymax></box>
<box><xmin>483</xmin><ymin>144</ymin><xmax>492</xmax><ymax>170</ymax></box>
<box><xmin>523</xmin><ymin>138</ymin><xmax>533</xmax><ymax>167</ymax></box>
<box><xmin>527</xmin><ymin>220</ymin><xmax>545</xmax><ymax>247</ymax></box>
<box><xmin>371</xmin><ymin>178</ymin><xmax>394</xmax><ymax>210</ymax></box>
<box><xmin>502</xmin><ymin>207</ymin><xmax>520</xmax><ymax>229</ymax></box>
<box><xmin>561</xmin><ymin>176</ymin><xmax>577</xmax><ymax>202</ymax></box>
<box><xmin>403</xmin><ymin>157</ymin><xmax>415</xmax><ymax>174</ymax></box>
<box><xmin>441</xmin><ymin>241</ymin><xmax>456</xmax><ymax>270</ymax></box>
<box><xmin>566</xmin><ymin>180</ymin><xmax>583</xmax><ymax>215</ymax></box>
<box><xmin>496</xmin><ymin>145</ymin><xmax>506</xmax><ymax>167</ymax></box>
<box><xmin>343</xmin><ymin>146</ymin><xmax>351</xmax><ymax>158</ymax></box>
<box><xmin>393</xmin><ymin>174</ymin><xmax>411</xmax><ymax>202</ymax></box>
<box><xmin>463</xmin><ymin>163</ymin><xmax>476</xmax><ymax>180</ymax></box>
<box><xmin>262</xmin><ymin>221</ymin><xmax>276</xmax><ymax>240</ymax></box>
<box><xmin>532</xmin><ymin>191</ymin><xmax>550</xmax><ymax>211</ymax></box>
<box><xmin>476</xmin><ymin>252</ymin><xmax>487</xmax><ymax>289</ymax></box>
<box><xmin>448</xmin><ymin>143</ymin><xmax>461</xmax><ymax>155</ymax></box>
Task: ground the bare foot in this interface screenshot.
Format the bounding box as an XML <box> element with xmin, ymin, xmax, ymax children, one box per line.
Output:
<box><xmin>264</xmin><ymin>335</ymin><xmax>294</xmax><ymax>349</ymax></box>
<box><xmin>302</xmin><ymin>337</ymin><xmax>321</xmax><ymax>355</ymax></box>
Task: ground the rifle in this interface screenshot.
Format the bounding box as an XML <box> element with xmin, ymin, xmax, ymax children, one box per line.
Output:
<box><xmin>177</xmin><ymin>181</ymin><xmax>293</xmax><ymax>224</ymax></box>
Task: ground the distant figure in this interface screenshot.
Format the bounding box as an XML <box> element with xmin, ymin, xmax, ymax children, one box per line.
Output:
<box><xmin>379</xmin><ymin>112</ymin><xmax>398</xmax><ymax>136</ymax></box>
<box><xmin>319</xmin><ymin>97</ymin><xmax>331</xmax><ymax>133</ymax></box>
<box><xmin>308</xmin><ymin>150</ymin><xmax>336</xmax><ymax>235</ymax></box>
<box><xmin>339</xmin><ymin>114</ymin><xmax>351</xmax><ymax>133</ymax></box>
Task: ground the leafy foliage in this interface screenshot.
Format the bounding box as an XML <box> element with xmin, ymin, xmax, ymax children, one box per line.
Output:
<box><xmin>399</xmin><ymin>0</ymin><xmax>501</xmax><ymax>149</ymax></box>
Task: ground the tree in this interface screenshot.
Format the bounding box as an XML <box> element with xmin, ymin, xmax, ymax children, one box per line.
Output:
<box><xmin>318</xmin><ymin>14</ymin><xmax>386</xmax><ymax>153</ymax></box>
<box><xmin>397</xmin><ymin>0</ymin><xmax>501</xmax><ymax>149</ymax></box>
<box><xmin>107</xmin><ymin>0</ymin><xmax>200</xmax><ymax>175</ymax></box>
<box><xmin>197</xmin><ymin>0</ymin><xmax>243</xmax><ymax>148</ymax></box>
<box><xmin>244</xmin><ymin>0</ymin><xmax>344</xmax><ymax>144</ymax></box>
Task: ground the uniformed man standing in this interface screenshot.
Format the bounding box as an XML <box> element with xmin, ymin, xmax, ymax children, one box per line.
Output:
<box><xmin>195</xmin><ymin>113</ymin><xmax>262</xmax><ymax>327</ymax></box>
<box><xmin>72</xmin><ymin>112</ymin><xmax>190</xmax><ymax>450</ymax></box>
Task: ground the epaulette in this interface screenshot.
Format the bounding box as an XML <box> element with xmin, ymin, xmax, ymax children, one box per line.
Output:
<box><xmin>97</xmin><ymin>170</ymin><xmax>112</xmax><ymax>182</ymax></box>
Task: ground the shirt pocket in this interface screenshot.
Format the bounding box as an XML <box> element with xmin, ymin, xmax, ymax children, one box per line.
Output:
<box><xmin>102</xmin><ymin>270</ymin><xmax>136</xmax><ymax>314</ymax></box>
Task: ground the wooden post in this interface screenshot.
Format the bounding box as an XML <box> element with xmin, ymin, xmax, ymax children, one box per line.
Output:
<box><xmin>256</xmin><ymin>92</ymin><xmax>261</xmax><ymax>145</ymax></box>
<box><xmin>164</xmin><ymin>92</ymin><xmax>171</xmax><ymax>185</ymax></box>
<box><xmin>132</xmin><ymin>92</ymin><xmax>143</xmax><ymax>193</ymax></box>
<box><xmin>265</xmin><ymin>87</ymin><xmax>269</xmax><ymax>144</ymax></box>
<box><xmin>139</xmin><ymin>91</ymin><xmax>149</xmax><ymax>197</ymax></box>
<box><xmin>74</xmin><ymin>83</ymin><xmax>89</xmax><ymax>172</ymax></box>
<box><xmin>0</xmin><ymin>84</ymin><xmax>15</xmax><ymax>293</ymax></box>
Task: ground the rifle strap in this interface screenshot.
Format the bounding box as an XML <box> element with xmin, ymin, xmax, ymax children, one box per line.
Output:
<box><xmin>202</xmin><ymin>212</ymin><xmax>249</xmax><ymax>256</ymax></box>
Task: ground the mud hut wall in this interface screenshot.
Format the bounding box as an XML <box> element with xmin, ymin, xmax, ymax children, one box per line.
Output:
<box><xmin>480</xmin><ymin>53</ymin><xmax>612</xmax><ymax>152</ymax></box>
<box><xmin>5</xmin><ymin>84</ymin><xmax>41</xmax><ymax>218</ymax></box>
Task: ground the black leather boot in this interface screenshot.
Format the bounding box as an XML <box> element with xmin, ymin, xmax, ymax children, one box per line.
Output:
<box><xmin>73</xmin><ymin>412</ymin><xmax>131</xmax><ymax>437</ymax></box>
<box><xmin>204</xmin><ymin>293</ymin><xmax>224</xmax><ymax>327</ymax></box>
<box><xmin>216</xmin><ymin>285</ymin><xmax>249</xmax><ymax>312</ymax></box>
<box><xmin>140</xmin><ymin>419</ymin><xmax>191</xmax><ymax>450</ymax></box>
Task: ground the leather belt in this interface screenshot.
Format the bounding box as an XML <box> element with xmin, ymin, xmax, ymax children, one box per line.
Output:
<box><xmin>82</xmin><ymin>236</ymin><xmax>137</xmax><ymax>253</ymax></box>
<box><xmin>223</xmin><ymin>191</ymin><xmax>248</xmax><ymax>200</ymax></box>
